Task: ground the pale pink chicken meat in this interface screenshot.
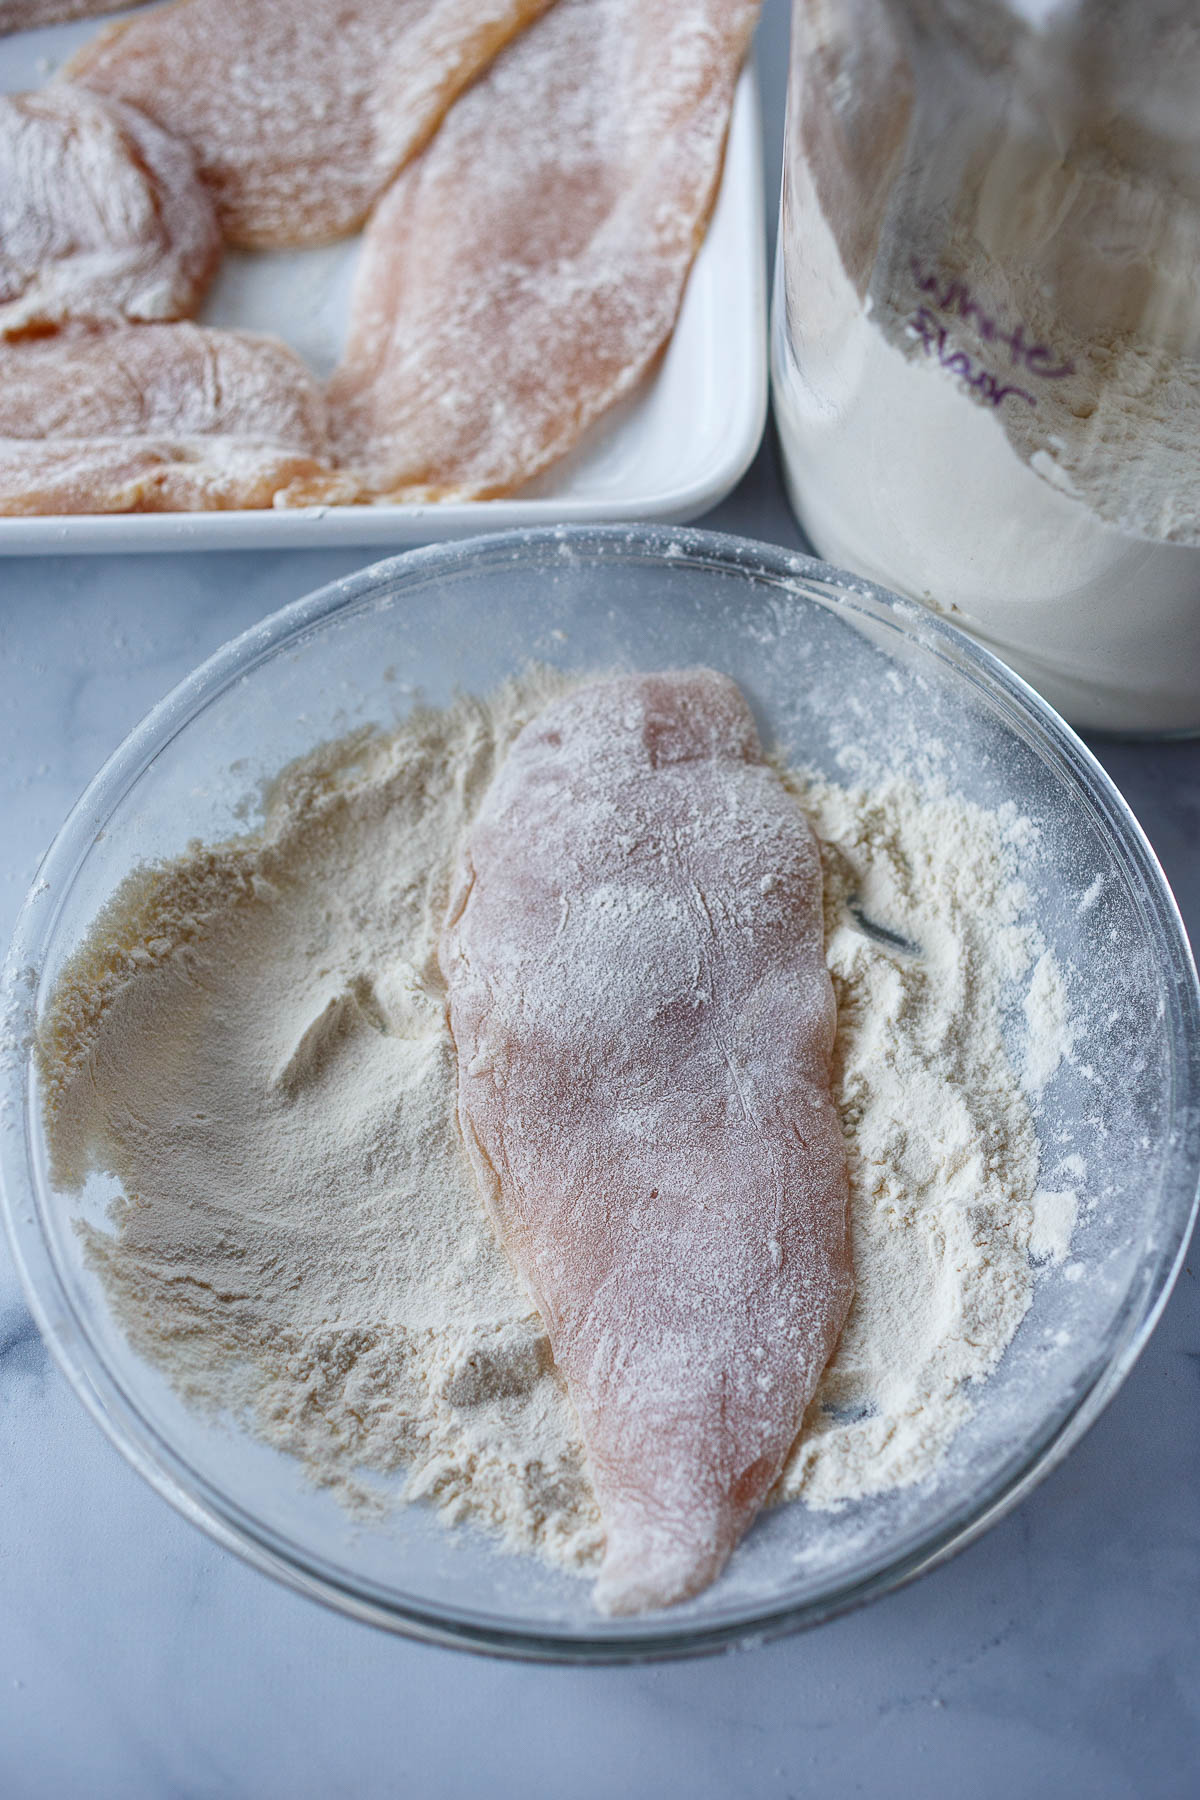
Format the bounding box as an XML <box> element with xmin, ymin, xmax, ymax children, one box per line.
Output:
<box><xmin>326</xmin><ymin>0</ymin><xmax>761</xmax><ymax>500</ymax></box>
<box><xmin>440</xmin><ymin>672</ymin><xmax>853</xmax><ymax>1613</ymax></box>
<box><xmin>68</xmin><ymin>0</ymin><xmax>555</xmax><ymax>247</ymax></box>
<box><xmin>0</xmin><ymin>323</ymin><xmax>353</xmax><ymax>513</ymax></box>
<box><xmin>0</xmin><ymin>86</ymin><xmax>220</xmax><ymax>338</ymax></box>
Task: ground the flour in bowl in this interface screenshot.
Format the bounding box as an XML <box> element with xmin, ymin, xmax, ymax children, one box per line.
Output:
<box><xmin>38</xmin><ymin>668</ymin><xmax>1078</xmax><ymax>1574</ymax></box>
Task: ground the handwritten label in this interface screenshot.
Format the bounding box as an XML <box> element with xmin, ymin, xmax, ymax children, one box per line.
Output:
<box><xmin>907</xmin><ymin>258</ymin><xmax>1074</xmax><ymax>410</ymax></box>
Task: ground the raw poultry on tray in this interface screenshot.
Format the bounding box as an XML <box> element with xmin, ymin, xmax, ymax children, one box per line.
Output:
<box><xmin>0</xmin><ymin>0</ymin><xmax>759</xmax><ymax>514</ymax></box>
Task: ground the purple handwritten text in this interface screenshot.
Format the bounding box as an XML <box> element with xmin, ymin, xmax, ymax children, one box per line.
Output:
<box><xmin>908</xmin><ymin>307</ymin><xmax>1036</xmax><ymax>409</ymax></box>
<box><xmin>910</xmin><ymin>258</ymin><xmax>1074</xmax><ymax>380</ymax></box>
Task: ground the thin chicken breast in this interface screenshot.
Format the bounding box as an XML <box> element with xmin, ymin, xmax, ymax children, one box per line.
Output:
<box><xmin>68</xmin><ymin>0</ymin><xmax>555</xmax><ymax>247</ymax></box>
<box><xmin>0</xmin><ymin>323</ymin><xmax>353</xmax><ymax>512</ymax></box>
<box><xmin>327</xmin><ymin>0</ymin><xmax>760</xmax><ymax>500</ymax></box>
<box><xmin>440</xmin><ymin>671</ymin><xmax>852</xmax><ymax>1613</ymax></box>
<box><xmin>0</xmin><ymin>86</ymin><xmax>220</xmax><ymax>338</ymax></box>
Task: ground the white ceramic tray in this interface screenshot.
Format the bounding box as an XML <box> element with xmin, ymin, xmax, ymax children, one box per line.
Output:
<box><xmin>0</xmin><ymin>10</ymin><xmax>766</xmax><ymax>554</ymax></box>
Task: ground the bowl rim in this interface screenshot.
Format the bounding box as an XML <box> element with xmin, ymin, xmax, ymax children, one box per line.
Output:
<box><xmin>3</xmin><ymin>521</ymin><xmax>1198</xmax><ymax>1663</ymax></box>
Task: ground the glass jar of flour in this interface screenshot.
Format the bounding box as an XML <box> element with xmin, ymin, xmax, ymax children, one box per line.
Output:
<box><xmin>772</xmin><ymin>0</ymin><xmax>1200</xmax><ymax>732</ymax></box>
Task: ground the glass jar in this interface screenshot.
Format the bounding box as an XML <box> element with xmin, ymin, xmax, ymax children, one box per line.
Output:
<box><xmin>772</xmin><ymin>0</ymin><xmax>1200</xmax><ymax>733</ymax></box>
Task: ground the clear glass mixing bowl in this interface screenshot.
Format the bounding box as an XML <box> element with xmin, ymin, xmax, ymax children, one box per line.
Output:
<box><xmin>2</xmin><ymin>526</ymin><xmax>1197</xmax><ymax>1661</ymax></box>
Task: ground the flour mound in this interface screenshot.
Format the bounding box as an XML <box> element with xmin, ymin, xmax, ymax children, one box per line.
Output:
<box><xmin>777</xmin><ymin>771</ymin><xmax>1053</xmax><ymax>1506</ymax></box>
<box><xmin>39</xmin><ymin>670</ymin><xmax>1074</xmax><ymax>1574</ymax></box>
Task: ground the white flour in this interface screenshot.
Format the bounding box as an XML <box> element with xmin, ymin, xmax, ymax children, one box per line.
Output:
<box><xmin>38</xmin><ymin>670</ymin><xmax>1077</xmax><ymax>1574</ymax></box>
<box><xmin>773</xmin><ymin>0</ymin><xmax>1200</xmax><ymax>730</ymax></box>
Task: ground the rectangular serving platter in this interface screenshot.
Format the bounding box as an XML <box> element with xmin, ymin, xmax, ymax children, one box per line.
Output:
<box><xmin>0</xmin><ymin>10</ymin><xmax>766</xmax><ymax>553</ymax></box>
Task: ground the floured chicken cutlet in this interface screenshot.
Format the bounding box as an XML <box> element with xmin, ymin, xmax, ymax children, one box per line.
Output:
<box><xmin>67</xmin><ymin>0</ymin><xmax>555</xmax><ymax>247</ymax></box>
<box><xmin>440</xmin><ymin>671</ymin><xmax>853</xmax><ymax>1613</ymax></box>
<box><xmin>0</xmin><ymin>324</ymin><xmax>354</xmax><ymax>513</ymax></box>
<box><xmin>326</xmin><ymin>0</ymin><xmax>760</xmax><ymax>501</ymax></box>
<box><xmin>0</xmin><ymin>86</ymin><xmax>220</xmax><ymax>339</ymax></box>
<box><xmin>0</xmin><ymin>1</ymin><xmax>149</xmax><ymax>29</ymax></box>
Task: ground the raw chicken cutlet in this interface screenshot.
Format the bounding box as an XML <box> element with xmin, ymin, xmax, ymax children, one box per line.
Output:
<box><xmin>67</xmin><ymin>0</ymin><xmax>555</xmax><ymax>247</ymax></box>
<box><xmin>0</xmin><ymin>324</ymin><xmax>354</xmax><ymax>512</ymax></box>
<box><xmin>440</xmin><ymin>671</ymin><xmax>853</xmax><ymax>1613</ymax></box>
<box><xmin>327</xmin><ymin>0</ymin><xmax>760</xmax><ymax>501</ymax></box>
<box><xmin>0</xmin><ymin>86</ymin><xmax>220</xmax><ymax>338</ymax></box>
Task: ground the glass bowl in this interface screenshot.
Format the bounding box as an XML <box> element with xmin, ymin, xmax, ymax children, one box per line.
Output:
<box><xmin>3</xmin><ymin>525</ymin><xmax>1198</xmax><ymax>1662</ymax></box>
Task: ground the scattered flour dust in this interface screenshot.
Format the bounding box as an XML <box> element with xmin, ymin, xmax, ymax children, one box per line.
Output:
<box><xmin>37</xmin><ymin>667</ymin><xmax>1078</xmax><ymax>1577</ymax></box>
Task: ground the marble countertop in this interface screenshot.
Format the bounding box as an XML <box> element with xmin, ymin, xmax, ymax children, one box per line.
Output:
<box><xmin>2</xmin><ymin>7</ymin><xmax>1198</xmax><ymax>1796</ymax></box>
